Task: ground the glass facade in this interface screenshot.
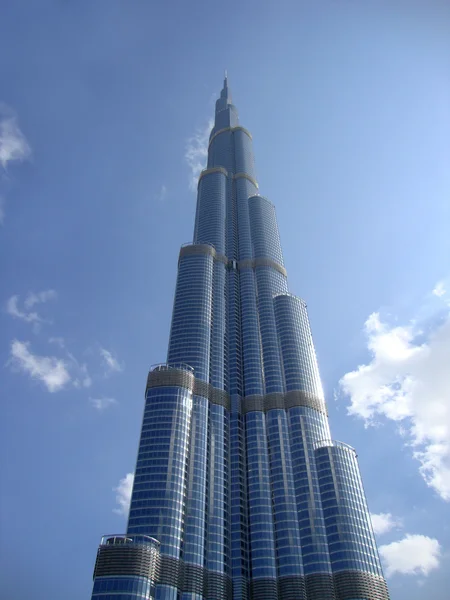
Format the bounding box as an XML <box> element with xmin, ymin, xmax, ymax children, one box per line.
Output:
<box><xmin>90</xmin><ymin>77</ymin><xmax>390</xmax><ymax>600</ymax></box>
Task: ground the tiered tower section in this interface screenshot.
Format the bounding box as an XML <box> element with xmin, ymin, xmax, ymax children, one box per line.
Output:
<box><xmin>90</xmin><ymin>77</ymin><xmax>389</xmax><ymax>600</ymax></box>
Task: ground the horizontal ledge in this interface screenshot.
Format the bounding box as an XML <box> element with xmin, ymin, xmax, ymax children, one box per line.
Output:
<box><xmin>196</xmin><ymin>168</ymin><xmax>258</xmax><ymax>189</ymax></box>
<box><xmin>233</xmin><ymin>172</ymin><xmax>259</xmax><ymax>188</ymax></box>
<box><xmin>146</xmin><ymin>368</ymin><xmax>327</xmax><ymax>416</ymax></box>
<box><xmin>146</xmin><ymin>368</ymin><xmax>230</xmax><ymax>411</ymax></box>
<box><xmin>239</xmin><ymin>257</ymin><xmax>287</xmax><ymax>277</ymax></box>
<box><xmin>178</xmin><ymin>244</ymin><xmax>287</xmax><ymax>277</ymax></box>
<box><xmin>197</xmin><ymin>167</ymin><xmax>228</xmax><ymax>185</ymax></box>
<box><xmin>157</xmin><ymin>555</ymin><xmax>232</xmax><ymax>593</ymax></box>
<box><xmin>208</xmin><ymin>125</ymin><xmax>252</xmax><ymax>148</ymax></box>
<box><xmin>314</xmin><ymin>439</ymin><xmax>357</xmax><ymax>454</ymax></box>
<box><xmin>243</xmin><ymin>390</ymin><xmax>327</xmax><ymax>416</ymax></box>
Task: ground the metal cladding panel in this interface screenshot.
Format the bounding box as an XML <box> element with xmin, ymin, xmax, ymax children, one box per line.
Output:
<box><xmin>248</xmin><ymin>195</ymin><xmax>287</xmax><ymax>394</ymax></box>
<box><xmin>234</xmin><ymin>128</ymin><xmax>256</xmax><ymax>181</ymax></box>
<box><xmin>195</xmin><ymin>169</ymin><xmax>226</xmax><ymax>254</ymax></box>
<box><xmin>245</xmin><ymin>411</ymin><xmax>277</xmax><ymax>583</ymax></box>
<box><xmin>274</xmin><ymin>294</ymin><xmax>324</xmax><ymax>398</ymax></box>
<box><xmin>253</xmin><ymin>266</ymin><xmax>287</xmax><ymax>394</ymax></box>
<box><xmin>91</xmin><ymin>537</ymin><xmax>160</xmax><ymax>599</ymax></box>
<box><xmin>167</xmin><ymin>251</ymin><xmax>214</xmax><ymax>382</ymax></box>
<box><xmin>277</xmin><ymin>576</ymin><xmax>307</xmax><ymax>600</ymax></box>
<box><xmin>333</xmin><ymin>571</ymin><xmax>390</xmax><ymax>600</ymax></box>
<box><xmin>239</xmin><ymin>268</ymin><xmax>264</xmax><ymax>396</ymax></box>
<box><xmin>287</xmin><ymin>406</ymin><xmax>332</xmax><ymax>580</ymax></box>
<box><xmin>230</xmin><ymin>395</ymin><xmax>249</xmax><ymax>600</ymax></box>
<box><xmin>266</xmin><ymin>409</ymin><xmax>304</xmax><ymax>580</ymax></box>
<box><xmin>210</xmin><ymin>261</ymin><xmax>228</xmax><ymax>390</ymax></box>
<box><xmin>215</xmin><ymin>104</ymin><xmax>239</xmax><ymax>130</ymax></box>
<box><xmin>206</xmin><ymin>404</ymin><xmax>230</xmax><ymax>582</ymax></box>
<box><xmin>235</xmin><ymin>177</ymin><xmax>257</xmax><ymax>261</ymax></box>
<box><xmin>249</xmin><ymin>578</ymin><xmax>278</xmax><ymax>600</ymax></box>
<box><xmin>182</xmin><ymin>396</ymin><xmax>209</xmax><ymax>570</ymax></box>
<box><xmin>248</xmin><ymin>195</ymin><xmax>284</xmax><ymax>266</ymax></box>
<box><xmin>315</xmin><ymin>442</ymin><xmax>388</xmax><ymax>592</ymax></box>
<box><xmin>93</xmin><ymin>543</ymin><xmax>160</xmax><ymax>580</ymax></box>
<box><xmin>127</xmin><ymin>385</ymin><xmax>192</xmax><ymax>558</ymax></box>
<box><xmin>207</xmin><ymin>129</ymin><xmax>234</xmax><ymax>172</ymax></box>
<box><xmin>304</xmin><ymin>572</ymin><xmax>336</xmax><ymax>600</ymax></box>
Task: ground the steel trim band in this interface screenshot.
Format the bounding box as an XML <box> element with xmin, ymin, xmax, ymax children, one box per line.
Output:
<box><xmin>146</xmin><ymin>368</ymin><xmax>195</xmax><ymax>392</ymax></box>
<box><xmin>304</xmin><ymin>573</ymin><xmax>336</xmax><ymax>600</ymax></box>
<box><xmin>179</xmin><ymin>244</ymin><xmax>287</xmax><ymax>277</ymax></box>
<box><xmin>146</xmin><ymin>368</ymin><xmax>231</xmax><ymax>411</ymax></box>
<box><xmin>197</xmin><ymin>168</ymin><xmax>258</xmax><ymax>190</ymax></box>
<box><xmin>158</xmin><ymin>557</ymin><xmax>232</xmax><ymax>599</ymax></box>
<box><xmin>178</xmin><ymin>243</ymin><xmax>228</xmax><ymax>265</ymax></box>
<box><xmin>239</xmin><ymin>256</ymin><xmax>287</xmax><ymax>277</ymax></box>
<box><xmin>93</xmin><ymin>543</ymin><xmax>160</xmax><ymax>581</ymax></box>
<box><xmin>277</xmin><ymin>576</ymin><xmax>307</xmax><ymax>600</ymax></box>
<box><xmin>333</xmin><ymin>570</ymin><xmax>390</xmax><ymax>600</ymax></box>
<box><xmin>208</xmin><ymin>125</ymin><xmax>252</xmax><ymax>148</ymax></box>
<box><xmin>146</xmin><ymin>369</ymin><xmax>327</xmax><ymax>416</ymax></box>
<box><xmin>243</xmin><ymin>390</ymin><xmax>327</xmax><ymax>416</ymax></box>
<box><xmin>197</xmin><ymin>166</ymin><xmax>228</xmax><ymax>186</ymax></box>
<box><xmin>234</xmin><ymin>171</ymin><xmax>259</xmax><ymax>188</ymax></box>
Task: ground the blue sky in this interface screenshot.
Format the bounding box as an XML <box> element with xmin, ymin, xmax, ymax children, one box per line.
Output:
<box><xmin>1</xmin><ymin>1</ymin><xmax>449</xmax><ymax>598</ymax></box>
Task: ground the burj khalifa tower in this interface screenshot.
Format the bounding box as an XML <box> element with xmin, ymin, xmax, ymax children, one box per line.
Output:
<box><xmin>89</xmin><ymin>77</ymin><xmax>390</xmax><ymax>600</ymax></box>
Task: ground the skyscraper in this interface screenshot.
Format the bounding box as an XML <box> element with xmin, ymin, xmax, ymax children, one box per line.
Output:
<box><xmin>90</xmin><ymin>77</ymin><xmax>390</xmax><ymax>600</ymax></box>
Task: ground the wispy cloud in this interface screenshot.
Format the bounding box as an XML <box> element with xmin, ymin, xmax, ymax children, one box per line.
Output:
<box><xmin>370</xmin><ymin>512</ymin><xmax>402</xmax><ymax>536</ymax></box>
<box><xmin>0</xmin><ymin>104</ymin><xmax>31</xmax><ymax>168</ymax></box>
<box><xmin>156</xmin><ymin>184</ymin><xmax>167</xmax><ymax>202</ymax></box>
<box><xmin>379</xmin><ymin>534</ymin><xmax>441</xmax><ymax>577</ymax></box>
<box><xmin>6</xmin><ymin>290</ymin><xmax>57</xmax><ymax>326</ymax></box>
<box><xmin>100</xmin><ymin>347</ymin><xmax>123</xmax><ymax>376</ymax></box>
<box><xmin>113</xmin><ymin>472</ymin><xmax>134</xmax><ymax>517</ymax></box>
<box><xmin>185</xmin><ymin>118</ymin><xmax>213</xmax><ymax>191</ymax></box>
<box><xmin>432</xmin><ymin>281</ymin><xmax>446</xmax><ymax>298</ymax></box>
<box><xmin>340</xmin><ymin>283</ymin><xmax>450</xmax><ymax>501</ymax></box>
<box><xmin>7</xmin><ymin>296</ymin><xmax>40</xmax><ymax>324</ymax></box>
<box><xmin>0</xmin><ymin>104</ymin><xmax>31</xmax><ymax>222</ymax></box>
<box><xmin>24</xmin><ymin>289</ymin><xmax>57</xmax><ymax>309</ymax></box>
<box><xmin>69</xmin><ymin>357</ymin><xmax>92</xmax><ymax>389</ymax></box>
<box><xmin>90</xmin><ymin>397</ymin><xmax>117</xmax><ymax>411</ymax></box>
<box><xmin>9</xmin><ymin>339</ymin><xmax>71</xmax><ymax>392</ymax></box>
<box><xmin>48</xmin><ymin>336</ymin><xmax>65</xmax><ymax>348</ymax></box>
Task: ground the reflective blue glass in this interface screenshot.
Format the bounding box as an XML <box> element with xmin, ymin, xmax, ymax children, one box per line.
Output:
<box><xmin>315</xmin><ymin>442</ymin><xmax>384</xmax><ymax>578</ymax></box>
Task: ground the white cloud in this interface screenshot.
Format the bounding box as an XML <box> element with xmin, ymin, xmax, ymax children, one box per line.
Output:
<box><xmin>100</xmin><ymin>347</ymin><xmax>123</xmax><ymax>375</ymax></box>
<box><xmin>370</xmin><ymin>512</ymin><xmax>402</xmax><ymax>536</ymax></box>
<box><xmin>0</xmin><ymin>104</ymin><xmax>31</xmax><ymax>168</ymax></box>
<box><xmin>24</xmin><ymin>289</ymin><xmax>57</xmax><ymax>309</ymax></box>
<box><xmin>9</xmin><ymin>339</ymin><xmax>71</xmax><ymax>392</ymax></box>
<box><xmin>72</xmin><ymin>363</ymin><xmax>92</xmax><ymax>389</ymax></box>
<box><xmin>340</xmin><ymin>306</ymin><xmax>450</xmax><ymax>501</ymax></box>
<box><xmin>7</xmin><ymin>295</ymin><xmax>40</xmax><ymax>323</ymax></box>
<box><xmin>48</xmin><ymin>336</ymin><xmax>65</xmax><ymax>348</ymax></box>
<box><xmin>156</xmin><ymin>184</ymin><xmax>167</xmax><ymax>202</ymax></box>
<box><xmin>185</xmin><ymin>118</ymin><xmax>214</xmax><ymax>191</ymax></box>
<box><xmin>6</xmin><ymin>290</ymin><xmax>57</xmax><ymax>325</ymax></box>
<box><xmin>0</xmin><ymin>105</ymin><xmax>31</xmax><ymax>222</ymax></box>
<box><xmin>432</xmin><ymin>281</ymin><xmax>446</xmax><ymax>298</ymax></box>
<box><xmin>90</xmin><ymin>397</ymin><xmax>117</xmax><ymax>411</ymax></box>
<box><xmin>379</xmin><ymin>534</ymin><xmax>441</xmax><ymax>577</ymax></box>
<box><xmin>113</xmin><ymin>472</ymin><xmax>134</xmax><ymax>517</ymax></box>
<box><xmin>66</xmin><ymin>352</ymin><xmax>92</xmax><ymax>389</ymax></box>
